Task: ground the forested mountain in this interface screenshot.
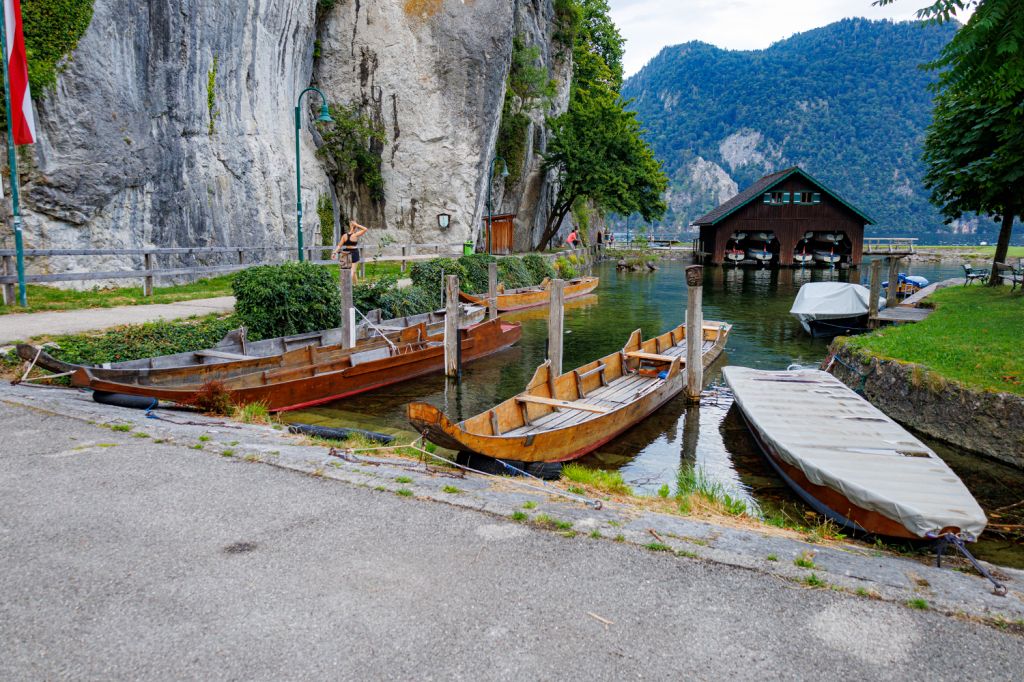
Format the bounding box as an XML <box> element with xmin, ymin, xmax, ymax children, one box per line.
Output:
<box><xmin>621</xmin><ymin>19</ymin><xmax>989</xmax><ymax>242</ymax></box>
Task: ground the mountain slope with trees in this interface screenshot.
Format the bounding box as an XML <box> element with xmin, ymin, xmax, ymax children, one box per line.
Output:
<box><xmin>620</xmin><ymin>18</ymin><xmax>997</xmax><ymax>242</ymax></box>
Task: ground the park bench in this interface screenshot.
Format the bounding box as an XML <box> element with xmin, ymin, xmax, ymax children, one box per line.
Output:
<box><xmin>962</xmin><ymin>263</ymin><xmax>989</xmax><ymax>286</ymax></box>
<box><xmin>994</xmin><ymin>262</ymin><xmax>1023</xmax><ymax>292</ymax></box>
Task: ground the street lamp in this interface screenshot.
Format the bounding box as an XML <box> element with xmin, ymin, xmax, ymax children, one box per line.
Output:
<box><xmin>485</xmin><ymin>156</ymin><xmax>509</xmax><ymax>254</ymax></box>
<box><xmin>294</xmin><ymin>87</ymin><xmax>334</xmax><ymax>262</ymax></box>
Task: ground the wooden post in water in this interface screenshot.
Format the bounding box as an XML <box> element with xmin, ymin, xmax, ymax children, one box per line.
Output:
<box><xmin>886</xmin><ymin>256</ymin><xmax>900</xmax><ymax>308</ymax></box>
<box><xmin>339</xmin><ymin>253</ymin><xmax>355</xmax><ymax>349</ymax></box>
<box><xmin>868</xmin><ymin>258</ymin><xmax>882</xmax><ymax>328</ymax></box>
<box><xmin>487</xmin><ymin>261</ymin><xmax>498</xmax><ymax>320</ymax></box>
<box><xmin>444</xmin><ymin>274</ymin><xmax>460</xmax><ymax>377</ymax></box>
<box><xmin>547</xmin><ymin>278</ymin><xmax>565</xmax><ymax>377</ymax></box>
<box><xmin>685</xmin><ymin>265</ymin><xmax>704</xmax><ymax>403</ymax></box>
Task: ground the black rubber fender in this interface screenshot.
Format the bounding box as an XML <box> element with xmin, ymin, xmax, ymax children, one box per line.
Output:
<box><xmin>92</xmin><ymin>391</ymin><xmax>159</xmax><ymax>410</ymax></box>
<box><xmin>287</xmin><ymin>423</ymin><xmax>395</xmax><ymax>445</ymax></box>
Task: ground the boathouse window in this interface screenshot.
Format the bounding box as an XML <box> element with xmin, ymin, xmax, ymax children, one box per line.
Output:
<box><xmin>795</xmin><ymin>191</ymin><xmax>820</xmax><ymax>205</ymax></box>
<box><xmin>763</xmin><ymin>191</ymin><xmax>788</xmax><ymax>205</ymax></box>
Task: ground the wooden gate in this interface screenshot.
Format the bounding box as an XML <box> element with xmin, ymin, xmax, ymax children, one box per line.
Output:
<box><xmin>484</xmin><ymin>213</ymin><xmax>516</xmax><ymax>255</ymax></box>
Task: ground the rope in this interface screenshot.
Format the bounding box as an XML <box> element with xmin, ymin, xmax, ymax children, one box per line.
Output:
<box><xmin>932</xmin><ymin>532</ymin><xmax>1007</xmax><ymax>596</ymax></box>
<box><xmin>144</xmin><ymin>403</ymin><xmax>242</xmax><ymax>428</ymax></box>
<box><xmin>826</xmin><ymin>353</ymin><xmax>875</xmax><ymax>395</ymax></box>
<box><xmin>354</xmin><ymin>307</ymin><xmax>397</xmax><ymax>351</ymax></box>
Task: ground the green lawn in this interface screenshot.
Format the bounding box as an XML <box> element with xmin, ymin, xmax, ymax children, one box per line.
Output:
<box><xmin>919</xmin><ymin>245</ymin><xmax>1024</xmax><ymax>259</ymax></box>
<box><xmin>0</xmin><ymin>261</ymin><xmax>407</xmax><ymax>316</ymax></box>
<box><xmin>844</xmin><ymin>286</ymin><xmax>1023</xmax><ymax>395</ymax></box>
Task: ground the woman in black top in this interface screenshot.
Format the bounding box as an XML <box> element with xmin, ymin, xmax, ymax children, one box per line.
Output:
<box><xmin>332</xmin><ymin>220</ymin><xmax>369</xmax><ymax>283</ymax></box>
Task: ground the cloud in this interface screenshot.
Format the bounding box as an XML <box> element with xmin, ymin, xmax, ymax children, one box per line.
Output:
<box><xmin>609</xmin><ymin>0</ymin><xmax>970</xmax><ymax>77</ymax></box>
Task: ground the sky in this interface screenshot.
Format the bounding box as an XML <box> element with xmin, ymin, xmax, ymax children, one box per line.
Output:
<box><xmin>608</xmin><ymin>0</ymin><xmax>974</xmax><ymax>77</ymax></box>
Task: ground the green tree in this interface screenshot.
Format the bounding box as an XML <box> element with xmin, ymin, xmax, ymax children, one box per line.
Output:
<box><xmin>537</xmin><ymin>0</ymin><xmax>666</xmax><ymax>249</ymax></box>
<box><xmin>878</xmin><ymin>0</ymin><xmax>1024</xmax><ymax>282</ymax></box>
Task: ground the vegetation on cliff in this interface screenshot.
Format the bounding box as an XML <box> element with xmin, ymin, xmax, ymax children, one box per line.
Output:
<box><xmin>842</xmin><ymin>286</ymin><xmax>1022</xmax><ymax>395</ymax></box>
<box><xmin>317</xmin><ymin>103</ymin><xmax>387</xmax><ymax>203</ymax></box>
<box><xmin>22</xmin><ymin>0</ymin><xmax>95</xmax><ymax>91</ymax></box>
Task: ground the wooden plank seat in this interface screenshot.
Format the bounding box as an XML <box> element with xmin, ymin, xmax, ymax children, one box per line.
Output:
<box><xmin>625</xmin><ymin>351</ymin><xmax>677</xmax><ymax>363</ymax></box>
<box><xmin>194</xmin><ymin>350</ymin><xmax>254</xmax><ymax>361</ymax></box>
<box><xmin>514</xmin><ymin>394</ymin><xmax>610</xmax><ymax>413</ymax></box>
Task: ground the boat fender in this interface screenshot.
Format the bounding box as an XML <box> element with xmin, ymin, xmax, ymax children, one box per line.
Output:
<box><xmin>286</xmin><ymin>423</ymin><xmax>395</xmax><ymax>445</ymax></box>
<box><xmin>93</xmin><ymin>391</ymin><xmax>159</xmax><ymax>410</ymax></box>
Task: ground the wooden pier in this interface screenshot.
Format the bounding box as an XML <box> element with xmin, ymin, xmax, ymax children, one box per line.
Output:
<box><xmin>863</xmin><ymin>237</ymin><xmax>917</xmax><ymax>256</ymax></box>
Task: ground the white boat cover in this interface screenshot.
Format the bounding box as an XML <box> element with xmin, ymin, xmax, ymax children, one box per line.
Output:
<box><xmin>790</xmin><ymin>282</ymin><xmax>884</xmax><ymax>322</ymax></box>
<box><xmin>723</xmin><ymin>367</ymin><xmax>987</xmax><ymax>539</ymax></box>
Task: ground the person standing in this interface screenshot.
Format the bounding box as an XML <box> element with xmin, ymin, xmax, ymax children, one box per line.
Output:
<box><xmin>332</xmin><ymin>220</ymin><xmax>369</xmax><ymax>284</ymax></box>
<box><xmin>566</xmin><ymin>228</ymin><xmax>579</xmax><ymax>249</ymax></box>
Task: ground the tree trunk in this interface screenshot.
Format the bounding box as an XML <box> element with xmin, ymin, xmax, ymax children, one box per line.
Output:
<box><xmin>536</xmin><ymin>198</ymin><xmax>574</xmax><ymax>251</ymax></box>
<box><xmin>988</xmin><ymin>208</ymin><xmax>1016</xmax><ymax>286</ymax></box>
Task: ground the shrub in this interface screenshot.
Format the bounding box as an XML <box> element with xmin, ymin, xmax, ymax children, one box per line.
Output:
<box><xmin>521</xmin><ymin>253</ymin><xmax>555</xmax><ymax>285</ymax></box>
<box><xmin>352</xmin><ymin>275</ymin><xmax>397</xmax><ymax>315</ymax></box>
<box><xmin>497</xmin><ymin>257</ymin><xmax>534</xmax><ymax>290</ymax></box>
<box><xmin>46</xmin><ymin>315</ymin><xmax>239</xmax><ymax>366</ymax></box>
<box><xmin>458</xmin><ymin>253</ymin><xmax>497</xmax><ymax>294</ymax></box>
<box><xmin>410</xmin><ymin>258</ymin><xmax>468</xmax><ymax>307</ymax></box>
<box><xmin>377</xmin><ymin>285</ymin><xmax>435</xmax><ymax>319</ymax></box>
<box><xmin>554</xmin><ymin>257</ymin><xmax>578</xmax><ymax>279</ymax></box>
<box><xmin>233</xmin><ymin>262</ymin><xmax>340</xmax><ymax>340</ymax></box>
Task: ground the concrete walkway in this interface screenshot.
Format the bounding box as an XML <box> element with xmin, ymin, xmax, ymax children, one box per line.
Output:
<box><xmin>0</xmin><ymin>296</ymin><xmax>236</xmax><ymax>343</ymax></box>
<box><xmin>1</xmin><ymin>391</ymin><xmax>1021</xmax><ymax>679</ymax></box>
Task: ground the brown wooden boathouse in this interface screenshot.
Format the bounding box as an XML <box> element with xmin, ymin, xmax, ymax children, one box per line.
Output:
<box><xmin>693</xmin><ymin>167</ymin><xmax>874</xmax><ymax>267</ymax></box>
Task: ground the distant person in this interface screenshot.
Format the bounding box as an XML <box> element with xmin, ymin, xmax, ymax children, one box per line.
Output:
<box><xmin>607</xmin><ymin>232</ymin><xmax>615</xmax><ymax>247</ymax></box>
<box><xmin>566</xmin><ymin>229</ymin><xmax>579</xmax><ymax>249</ymax></box>
<box><xmin>332</xmin><ymin>220</ymin><xmax>369</xmax><ymax>284</ymax></box>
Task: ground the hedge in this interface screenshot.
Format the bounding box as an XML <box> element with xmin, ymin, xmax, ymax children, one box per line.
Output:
<box><xmin>233</xmin><ymin>262</ymin><xmax>340</xmax><ymax>339</ymax></box>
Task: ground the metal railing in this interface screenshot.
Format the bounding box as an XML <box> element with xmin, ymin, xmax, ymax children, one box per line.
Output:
<box><xmin>863</xmin><ymin>237</ymin><xmax>918</xmax><ymax>255</ymax></box>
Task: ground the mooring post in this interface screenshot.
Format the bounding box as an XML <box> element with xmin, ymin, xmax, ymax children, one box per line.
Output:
<box><xmin>2</xmin><ymin>254</ymin><xmax>15</xmax><ymax>306</ymax></box>
<box><xmin>339</xmin><ymin>254</ymin><xmax>355</xmax><ymax>349</ymax></box>
<box><xmin>868</xmin><ymin>258</ymin><xmax>882</xmax><ymax>328</ymax></box>
<box><xmin>547</xmin><ymin>278</ymin><xmax>565</xmax><ymax>377</ymax></box>
<box><xmin>487</xmin><ymin>261</ymin><xmax>498</xmax><ymax>320</ymax></box>
<box><xmin>685</xmin><ymin>265</ymin><xmax>704</xmax><ymax>403</ymax></box>
<box><xmin>444</xmin><ymin>274</ymin><xmax>460</xmax><ymax>377</ymax></box>
<box><xmin>143</xmin><ymin>251</ymin><xmax>154</xmax><ymax>297</ymax></box>
<box><xmin>886</xmin><ymin>256</ymin><xmax>900</xmax><ymax>308</ymax></box>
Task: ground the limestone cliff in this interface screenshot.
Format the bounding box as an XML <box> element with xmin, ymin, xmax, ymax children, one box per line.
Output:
<box><xmin>18</xmin><ymin>0</ymin><xmax>569</xmax><ymax>271</ymax></box>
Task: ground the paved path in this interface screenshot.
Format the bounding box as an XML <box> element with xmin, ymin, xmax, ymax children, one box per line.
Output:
<box><xmin>1</xmin><ymin>400</ymin><xmax>1020</xmax><ymax>680</ymax></box>
<box><xmin>0</xmin><ymin>296</ymin><xmax>235</xmax><ymax>343</ymax></box>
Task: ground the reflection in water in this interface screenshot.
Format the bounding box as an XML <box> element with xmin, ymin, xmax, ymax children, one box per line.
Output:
<box><xmin>288</xmin><ymin>259</ymin><xmax>1023</xmax><ymax>567</ymax></box>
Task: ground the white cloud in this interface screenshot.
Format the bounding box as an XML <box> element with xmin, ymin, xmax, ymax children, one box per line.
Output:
<box><xmin>609</xmin><ymin>0</ymin><xmax>973</xmax><ymax>77</ymax></box>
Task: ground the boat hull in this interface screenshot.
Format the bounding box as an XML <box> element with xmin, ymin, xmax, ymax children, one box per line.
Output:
<box><xmin>409</xmin><ymin>322</ymin><xmax>731</xmax><ymax>463</ymax></box>
<box><xmin>802</xmin><ymin>314</ymin><xmax>870</xmax><ymax>338</ymax></box>
<box><xmin>76</xmin><ymin>319</ymin><xmax>522</xmax><ymax>412</ymax></box>
<box><xmin>460</xmin><ymin>277</ymin><xmax>599</xmax><ymax>312</ymax></box>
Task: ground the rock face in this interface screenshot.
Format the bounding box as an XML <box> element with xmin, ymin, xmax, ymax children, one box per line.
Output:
<box><xmin>17</xmin><ymin>0</ymin><xmax>568</xmax><ymax>277</ymax></box>
<box><xmin>316</xmin><ymin>0</ymin><xmax>570</xmax><ymax>253</ymax></box>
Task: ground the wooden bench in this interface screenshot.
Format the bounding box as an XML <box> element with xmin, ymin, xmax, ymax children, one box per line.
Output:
<box><xmin>995</xmin><ymin>262</ymin><xmax>1022</xmax><ymax>292</ymax></box>
<box><xmin>515</xmin><ymin>395</ymin><xmax>610</xmax><ymax>413</ymax></box>
<box><xmin>625</xmin><ymin>351</ymin><xmax>676</xmax><ymax>363</ymax></box>
<box><xmin>962</xmin><ymin>263</ymin><xmax>989</xmax><ymax>286</ymax></box>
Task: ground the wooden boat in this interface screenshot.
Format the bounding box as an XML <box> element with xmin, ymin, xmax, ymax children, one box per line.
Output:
<box><xmin>407</xmin><ymin>320</ymin><xmax>731</xmax><ymax>464</ymax></box>
<box><xmin>459</xmin><ymin>276</ymin><xmax>599</xmax><ymax>312</ymax></box>
<box><xmin>723</xmin><ymin>367</ymin><xmax>987</xmax><ymax>540</ymax></box>
<box><xmin>813</xmin><ymin>250</ymin><xmax>840</xmax><ymax>265</ymax></box>
<box><xmin>792</xmin><ymin>251</ymin><xmax>814</xmax><ymax>265</ymax></box>
<box><xmin>17</xmin><ymin>304</ymin><xmax>486</xmax><ymax>384</ymax></box>
<box><xmin>69</xmin><ymin>318</ymin><xmax>522</xmax><ymax>412</ymax></box>
<box><xmin>746</xmin><ymin>247</ymin><xmax>773</xmax><ymax>262</ymax></box>
<box><xmin>724</xmin><ymin>248</ymin><xmax>745</xmax><ymax>263</ymax></box>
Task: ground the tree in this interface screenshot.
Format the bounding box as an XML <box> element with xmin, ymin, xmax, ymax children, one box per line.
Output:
<box><xmin>537</xmin><ymin>0</ymin><xmax>666</xmax><ymax>249</ymax></box>
<box><xmin>878</xmin><ymin>0</ymin><xmax>1024</xmax><ymax>282</ymax></box>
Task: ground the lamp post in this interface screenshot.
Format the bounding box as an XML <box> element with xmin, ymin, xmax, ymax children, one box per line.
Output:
<box><xmin>294</xmin><ymin>87</ymin><xmax>334</xmax><ymax>262</ymax></box>
<box><xmin>485</xmin><ymin>156</ymin><xmax>508</xmax><ymax>254</ymax></box>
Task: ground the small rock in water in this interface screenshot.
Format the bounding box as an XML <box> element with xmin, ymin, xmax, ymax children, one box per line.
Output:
<box><xmin>646</xmin><ymin>261</ymin><xmax>659</xmax><ymax>271</ymax></box>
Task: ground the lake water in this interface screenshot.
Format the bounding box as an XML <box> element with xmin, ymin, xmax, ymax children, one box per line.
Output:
<box><xmin>287</xmin><ymin>258</ymin><xmax>1024</xmax><ymax>568</ymax></box>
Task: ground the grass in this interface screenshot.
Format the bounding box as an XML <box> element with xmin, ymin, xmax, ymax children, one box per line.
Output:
<box><xmin>766</xmin><ymin>554</ymin><xmax>778</xmax><ymax>562</ymax></box>
<box><xmin>442</xmin><ymin>485</ymin><xmax>461</xmax><ymax>494</ymax></box>
<box><xmin>532</xmin><ymin>514</ymin><xmax>573</xmax><ymax>530</ymax></box>
<box><xmin>906</xmin><ymin>598</ymin><xmax>930</xmax><ymax>610</ymax></box>
<box><xmin>108</xmin><ymin>424</ymin><xmax>132</xmax><ymax>432</ymax></box>
<box><xmin>644</xmin><ymin>542</ymin><xmax>672</xmax><ymax>552</ymax></box>
<box><xmin>522</xmin><ymin>501</ymin><xmax>537</xmax><ymax>510</ymax></box>
<box><xmin>232</xmin><ymin>402</ymin><xmax>272</xmax><ymax>425</ymax></box>
<box><xmin>803</xmin><ymin>573</ymin><xmax>826</xmax><ymax>588</ymax></box>
<box><xmin>560</xmin><ymin>464</ymin><xmax>632</xmax><ymax>496</ymax></box>
<box><xmin>843</xmin><ymin>286</ymin><xmax>1024</xmax><ymax>395</ymax></box>
<box><xmin>0</xmin><ymin>274</ymin><xmax>237</xmax><ymax>315</ymax></box>
<box><xmin>395</xmin><ymin>475</ymin><xmax>413</xmax><ymax>484</ymax></box>
<box><xmin>675</xmin><ymin>464</ymin><xmax>751</xmax><ymax>518</ymax></box>
<box><xmin>190</xmin><ymin>444</ymin><xmax>203</xmax><ymax>450</ymax></box>
<box><xmin>589</xmin><ymin>529</ymin><xmax>602</xmax><ymax>539</ymax></box>
<box><xmin>613</xmin><ymin>534</ymin><xmax>625</xmax><ymax>542</ymax></box>
<box><xmin>511</xmin><ymin>511</ymin><xmax>528</xmax><ymax>522</ymax></box>
<box><xmin>794</xmin><ymin>551</ymin><xmax>817</xmax><ymax>569</ymax></box>
<box><xmin>221</xmin><ymin>450</ymin><xmax>234</xmax><ymax>457</ymax></box>
<box><xmin>395</xmin><ymin>488</ymin><xmax>414</xmax><ymax>497</ymax></box>
<box><xmin>919</xmin><ymin>245</ymin><xmax>1024</xmax><ymax>259</ymax></box>
<box><xmin>132</xmin><ymin>432</ymin><xmax>150</xmax><ymax>439</ymax></box>
<box><xmin>198</xmin><ymin>435</ymin><xmax>211</xmax><ymax>442</ymax></box>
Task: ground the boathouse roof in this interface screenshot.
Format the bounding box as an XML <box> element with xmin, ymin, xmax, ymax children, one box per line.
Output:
<box><xmin>692</xmin><ymin>166</ymin><xmax>875</xmax><ymax>226</ymax></box>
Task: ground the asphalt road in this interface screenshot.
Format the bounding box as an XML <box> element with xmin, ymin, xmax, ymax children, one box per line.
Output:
<box><xmin>1</xmin><ymin>402</ymin><xmax>1019</xmax><ymax>680</ymax></box>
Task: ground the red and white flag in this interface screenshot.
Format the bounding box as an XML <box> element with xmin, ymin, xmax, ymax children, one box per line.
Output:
<box><xmin>4</xmin><ymin>0</ymin><xmax>35</xmax><ymax>144</ymax></box>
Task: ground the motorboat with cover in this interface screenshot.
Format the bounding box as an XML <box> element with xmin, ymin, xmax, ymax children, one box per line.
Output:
<box><xmin>789</xmin><ymin>282</ymin><xmax>884</xmax><ymax>338</ymax></box>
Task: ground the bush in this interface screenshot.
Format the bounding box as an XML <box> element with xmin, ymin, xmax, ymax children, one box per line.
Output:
<box><xmin>410</xmin><ymin>257</ymin><xmax>468</xmax><ymax>307</ymax></box>
<box><xmin>521</xmin><ymin>253</ymin><xmax>555</xmax><ymax>285</ymax></box>
<box><xmin>554</xmin><ymin>257</ymin><xmax>579</xmax><ymax>279</ymax></box>
<box><xmin>377</xmin><ymin>285</ymin><xmax>435</xmax><ymax>319</ymax></box>
<box><xmin>497</xmin><ymin>257</ymin><xmax>534</xmax><ymax>290</ymax></box>
<box><xmin>458</xmin><ymin>253</ymin><xmax>497</xmax><ymax>294</ymax></box>
<box><xmin>46</xmin><ymin>315</ymin><xmax>239</xmax><ymax>365</ymax></box>
<box><xmin>233</xmin><ymin>262</ymin><xmax>340</xmax><ymax>340</ymax></box>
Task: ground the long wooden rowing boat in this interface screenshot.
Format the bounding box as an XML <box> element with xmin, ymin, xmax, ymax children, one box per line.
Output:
<box><xmin>16</xmin><ymin>305</ymin><xmax>486</xmax><ymax>385</ymax></box>
<box><xmin>723</xmin><ymin>366</ymin><xmax>987</xmax><ymax>540</ymax></box>
<box><xmin>407</xmin><ymin>320</ymin><xmax>730</xmax><ymax>463</ymax></box>
<box><xmin>71</xmin><ymin>318</ymin><xmax>522</xmax><ymax>412</ymax></box>
<box><xmin>459</xmin><ymin>276</ymin><xmax>599</xmax><ymax>312</ymax></box>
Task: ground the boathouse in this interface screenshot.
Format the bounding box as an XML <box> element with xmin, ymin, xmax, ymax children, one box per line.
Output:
<box><xmin>693</xmin><ymin>167</ymin><xmax>874</xmax><ymax>267</ymax></box>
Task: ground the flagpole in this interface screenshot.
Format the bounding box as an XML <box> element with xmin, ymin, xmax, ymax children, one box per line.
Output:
<box><xmin>0</xmin><ymin>12</ymin><xmax>26</xmax><ymax>307</ymax></box>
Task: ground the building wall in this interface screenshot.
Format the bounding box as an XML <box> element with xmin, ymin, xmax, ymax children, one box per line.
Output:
<box><xmin>701</xmin><ymin>176</ymin><xmax>866</xmax><ymax>266</ymax></box>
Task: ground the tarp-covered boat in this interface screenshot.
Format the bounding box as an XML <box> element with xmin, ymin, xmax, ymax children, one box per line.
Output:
<box><xmin>408</xmin><ymin>320</ymin><xmax>730</xmax><ymax>464</ymax></box>
<box><xmin>790</xmin><ymin>282</ymin><xmax>884</xmax><ymax>338</ymax></box>
<box><xmin>723</xmin><ymin>366</ymin><xmax>986</xmax><ymax>540</ymax></box>
<box><xmin>459</xmin><ymin>277</ymin><xmax>599</xmax><ymax>312</ymax></box>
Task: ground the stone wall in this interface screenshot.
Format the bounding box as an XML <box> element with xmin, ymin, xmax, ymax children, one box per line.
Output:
<box><xmin>830</xmin><ymin>343</ymin><xmax>1024</xmax><ymax>471</ymax></box>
